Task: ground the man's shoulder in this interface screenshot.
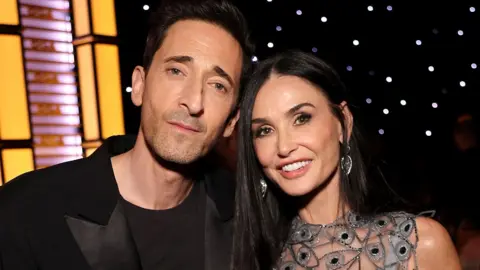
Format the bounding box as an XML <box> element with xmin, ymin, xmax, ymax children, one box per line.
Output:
<box><xmin>0</xmin><ymin>157</ymin><xmax>91</xmax><ymax>211</ymax></box>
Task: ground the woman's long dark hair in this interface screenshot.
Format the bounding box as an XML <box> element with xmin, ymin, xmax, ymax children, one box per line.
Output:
<box><xmin>231</xmin><ymin>50</ymin><xmax>370</xmax><ymax>269</ymax></box>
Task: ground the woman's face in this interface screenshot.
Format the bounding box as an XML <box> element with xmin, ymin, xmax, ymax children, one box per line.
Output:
<box><xmin>251</xmin><ymin>74</ymin><xmax>351</xmax><ymax>196</ymax></box>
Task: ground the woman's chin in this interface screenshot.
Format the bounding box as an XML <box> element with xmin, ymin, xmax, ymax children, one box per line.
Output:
<box><xmin>280</xmin><ymin>184</ymin><xmax>316</xmax><ymax>197</ymax></box>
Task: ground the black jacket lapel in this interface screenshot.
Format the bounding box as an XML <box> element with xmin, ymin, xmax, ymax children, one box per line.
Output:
<box><xmin>65</xmin><ymin>203</ymin><xmax>141</xmax><ymax>270</ymax></box>
<box><xmin>62</xmin><ymin>136</ymin><xmax>236</xmax><ymax>270</ymax></box>
<box><xmin>62</xmin><ymin>136</ymin><xmax>140</xmax><ymax>270</ymax></box>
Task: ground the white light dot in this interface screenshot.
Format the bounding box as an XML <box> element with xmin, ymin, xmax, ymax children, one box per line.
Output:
<box><xmin>321</xmin><ymin>16</ymin><xmax>328</xmax><ymax>23</ymax></box>
<box><xmin>428</xmin><ymin>66</ymin><xmax>434</xmax><ymax>72</ymax></box>
<box><xmin>353</xmin><ymin>40</ymin><xmax>359</xmax><ymax>46</ymax></box>
<box><xmin>432</xmin><ymin>102</ymin><xmax>438</xmax><ymax>108</ymax></box>
<box><xmin>387</xmin><ymin>5</ymin><xmax>393</xmax><ymax>11</ymax></box>
<box><xmin>276</xmin><ymin>26</ymin><xmax>282</xmax><ymax>31</ymax></box>
<box><xmin>366</xmin><ymin>98</ymin><xmax>372</xmax><ymax>104</ymax></box>
<box><xmin>346</xmin><ymin>65</ymin><xmax>353</xmax><ymax>71</ymax></box>
<box><xmin>267</xmin><ymin>42</ymin><xmax>274</xmax><ymax>48</ymax></box>
<box><xmin>296</xmin><ymin>10</ymin><xmax>302</xmax><ymax>15</ymax></box>
<box><xmin>379</xmin><ymin>129</ymin><xmax>385</xmax><ymax>135</ymax></box>
<box><xmin>470</xmin><ymin>7</ymin><xmax>475</xmax><ymax>12</ymax></box>
<box><xmin>432</xmin><ymin>28</ymin><xmax>439</xmax><ymax>35</ymax></box>
<box><xmin>386</xmin><ymin>76</ymin><xmax>392</xmax><ymax>83</ymax></box>
<box><xmin>143</xmin><ymin>4</ymin><xmax>149</xmax><ymax>11</ymax></box>
<box><xmin>312</xmin><ymin>47</ymin><xmax>318</xmax><ymax>53</ymax></box>
<box><xmin>400</xmin><ymin>100</ymin><xmax>407</xmax><ymax>106</ymax></box>
<box><xmin>367</xmin><ymin>6</ymin><xmax>374</xmax><ymax>11</ymax></box>
<box><xmin>267</xmin><ymin>0</ymin><xmax>272</xmax><ymax>2</ymax></box>
<box><xmin>252</xmin><ymin>56</ymin><xmax>258</xmax><ymax>62</ymax></box>
<box><xmin>126</xmin><ymin>86</ymin><xmax>132</xmax><ymax>93</ymax></box>
<box><xmin>460</xmin><ymin>81</ymin><xmax>466</xmax><ymax>87</ymax></box>
<box><xmin>472</xmin><ymin>63</ymin><xmax>477</xmax><ymax>69</ymax></box>
<box><xmin>458</xmin><ymin>30</ymin><xmax>464</xmax><ymax>36</ymax></box>
<box><xmin>425</xmin><ymin>130</ymin><xmax>432</xmax><ymax>136</ymax></box>
<box><xmin>383</xmin><ymin>109</ymin><xmax>389</xmax><ymax>115</ymax></box>
<box><xmin>416</xmin><ymin>40</ymin><xmax>422</xmax><ymax>46</ymax></box>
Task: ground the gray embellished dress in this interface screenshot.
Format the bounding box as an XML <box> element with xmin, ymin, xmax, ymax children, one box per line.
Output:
<box><xmin>275</xmin><ymin>211</ymin><xmax>431</xmax><ymax>270</ymax></box>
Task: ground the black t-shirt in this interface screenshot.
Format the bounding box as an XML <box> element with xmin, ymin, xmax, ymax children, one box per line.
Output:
<box><xmin>122</xmin><ymin>180</ymin><xmax>206</xmax><ymax>270</ymax></box>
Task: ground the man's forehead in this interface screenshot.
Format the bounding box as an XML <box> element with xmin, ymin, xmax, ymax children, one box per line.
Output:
<box><xmin>156</xmin><ymin>21</ymin><xmax>243</xmax><ymax>75</ymax></box>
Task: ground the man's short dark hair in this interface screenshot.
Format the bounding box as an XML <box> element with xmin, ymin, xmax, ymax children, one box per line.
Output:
<box><xmin>143</xmin><ymin>0</ymin><xmax>254</xmax><ymax>101</ymax></box>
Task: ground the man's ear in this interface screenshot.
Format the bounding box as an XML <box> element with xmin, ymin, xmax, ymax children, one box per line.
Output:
<box><xmin>223</xmin><ymin>110</ymin><xmax>240</xmax><ymax>138</ymax></box>
<box><xmin>339</xmin><ymin>101</ymin><xmax>353</xmax><ymax>143</ymax></box>
<box><xmin>131</xmin><ymin>66</ymin><xmax>146</xmax><ymax>107</ymax></box>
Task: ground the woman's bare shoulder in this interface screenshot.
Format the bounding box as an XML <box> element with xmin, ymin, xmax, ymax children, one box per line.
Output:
<box><xmin>414</xmin><ymin>216</ymin><xmax>461</xmax><ymax>270</ymax></box>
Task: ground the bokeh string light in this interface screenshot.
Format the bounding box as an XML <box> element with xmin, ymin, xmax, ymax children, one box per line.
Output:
<box><xmin>132</xmin><ymin>2</ymin><xmax>478</xmax><ymax>141</ymax></box>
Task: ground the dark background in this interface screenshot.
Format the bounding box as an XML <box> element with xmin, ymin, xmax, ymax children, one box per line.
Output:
<box><xmin>113</xmin><ymin>0</ymin><xmax>480</xmax><ymax>233</ymax></box>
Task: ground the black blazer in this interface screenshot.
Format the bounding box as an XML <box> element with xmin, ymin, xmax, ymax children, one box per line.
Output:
<box><xmin>0</xmin><ymin>136</ymin><xmax>235</xmax><ymax>270</ymax></box>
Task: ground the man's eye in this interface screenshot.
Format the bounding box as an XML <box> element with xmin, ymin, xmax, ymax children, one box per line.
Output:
<box><xmin>214</xmin><ymin>83</ymin><xmax>226</xmax><ymax>92</ymax></box>
<box><xmin>168</xmin><ymin>68</ymin><xmax>182</xmax><ymax>75</ymax></box>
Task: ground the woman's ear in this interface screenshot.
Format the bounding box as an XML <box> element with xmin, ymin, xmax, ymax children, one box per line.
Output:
<box><xmin>339</xmin><ymin>101</ymin><xmax>353</xmax><ymax>143</ymax></box>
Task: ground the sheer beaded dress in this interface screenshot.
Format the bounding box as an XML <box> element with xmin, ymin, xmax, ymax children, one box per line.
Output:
<box><xmin>275</xmin><ymin>211</ymin><xmax>432</xmax><ymax>270</ymax></box>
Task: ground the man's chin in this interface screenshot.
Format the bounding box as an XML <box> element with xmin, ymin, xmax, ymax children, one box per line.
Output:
<box><xmin>163</xmin><ymin>156</ymin><xmax>198</xmax><ymax>165</ymax></box>
<box><xmin>153</xmin><ymin>147</ymin><xmax>203</xmax><ymax>165</ymax></box>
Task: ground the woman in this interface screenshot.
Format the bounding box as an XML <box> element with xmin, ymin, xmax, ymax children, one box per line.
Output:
<box><xmin>232</xmin><ymin>50</ymin><xmax>460</xmax><ymax>269</ymax></box>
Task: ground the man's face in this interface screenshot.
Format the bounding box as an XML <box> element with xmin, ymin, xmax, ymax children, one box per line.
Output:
<box><xmin>131</xmin><ymin>20</ymin><xmax>243</xmax><ymax>164</ymax></box>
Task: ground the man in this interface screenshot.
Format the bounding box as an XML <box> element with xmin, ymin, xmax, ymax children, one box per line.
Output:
<box><xmin>0</xmin><ymin>0</ymin><xmax>253</xmax><ymax>269</ymax></box>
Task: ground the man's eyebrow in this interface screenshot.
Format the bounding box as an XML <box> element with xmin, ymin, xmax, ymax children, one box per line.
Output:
<box><xmin>164</xmin><ymin>55</ymin><xmax>193</xmax><ymax>64</ymax></box>
<box><xmin>164</xmin><ymin>55</ymin><xmax>234</xmax><ymax>86</ymax></box>
<box><xmin>213</xmin><ymin>66</ymin><xmax>234</xmax><ymax>87</ymax></box>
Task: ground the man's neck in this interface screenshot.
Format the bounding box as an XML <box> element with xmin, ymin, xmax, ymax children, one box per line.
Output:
<box><xmin>111</xmin><ymin>133</ymin><xmax>195</xmax><ymax>210</ymax></box>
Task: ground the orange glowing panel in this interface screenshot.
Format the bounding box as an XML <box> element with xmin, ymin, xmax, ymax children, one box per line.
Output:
<box><xmin>0</xmin><ymin>0</ymin><xmax>19</xmax><ymax>25</ymax></box>
<box><xmin>94</xmin><ymin>44</ymin><xmax>125</xmax><ymax>139</ymax></box>
<box><xmin>72</xmin><ymin>0</ymin><xmax>91</xmax><ymax>37</ymax></box>
<box><xmin>76</xmin><ymin>44</ymin><xmax>100</xmax><ymax>141</ymax></box>
<box><xmin>0</xmin><ymin>35</ymin><xmax>31</xmax><ymax>140</ymax></box>
<box><xmin>2</xmin><ymin>148</ymin><xmax>34</xmax><ymax>183</ymax></box>
<box><xmin>91</xmin><ymin>0</ymin><xmax>117</xmax><ymax>36</ymax></box>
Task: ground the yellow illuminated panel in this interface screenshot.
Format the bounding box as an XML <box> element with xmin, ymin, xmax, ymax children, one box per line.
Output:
<box><xmin>94</xmin><ymin>44</ymin><xmax>125</xmax><ymax>139</ymax></box>
<box><xmin>0</xmin><ymin>0</ymin><xmax>19</xmax><ymax>25</ymax></box>
<box><xmin>0</xmin><ymin>159</ymin><xmax>3</xmax><ymax>186</ymax></box>
<box><xmin>77</xmin><ymin>44</ymin><xmax>100</xmax><ymax>141</ymax></box>
<box><xmin>72</xmin><ymin>0</ymin><xmax>91</xmax><ymax>37</ymax></box>
<box><xmin>91</xmin><ymin>0</ymin><xmax>117</xmax><ymax>36</ymax></box>
<box><xmin>85</xmin><ymin>148</ymin><xmax>97</xmax><ymax>157</ymax></box>
<box><xmin>2</xmin><ymin>148</ymin><xmax>34</xmax><ymax>182</ymax></box>
<box><xmin>0</xmin><ymin>35</ymin><xmax>31</xmax><ymax>140</ymax></box>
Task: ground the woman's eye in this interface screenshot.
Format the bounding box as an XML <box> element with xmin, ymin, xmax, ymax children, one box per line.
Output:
<box><xmin>254</xmin><ymin>127</ymin><xmax>272</xmax><ymax>138</ymax></box>
<box><xmin>294</xmin><ymin>113</ymin><xmax>311</xmax><ymax>125</ymax></box>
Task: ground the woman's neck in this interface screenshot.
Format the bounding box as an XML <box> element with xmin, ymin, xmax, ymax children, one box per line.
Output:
<box><xmin>297</xmin><ymin>170</ymin><xmax>349</xmax><ymax>225</ymax></box>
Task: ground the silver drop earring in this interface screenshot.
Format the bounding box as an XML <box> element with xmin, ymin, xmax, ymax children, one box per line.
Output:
<box><xmin>260</xmin><ymin>178</ymin><xmax>268</xmax><ymax>198</ymax></box>
<box><xmin>341</xmin><ymin>144</ymin><xmax>353</xmax><ymax>176</ymax></box>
